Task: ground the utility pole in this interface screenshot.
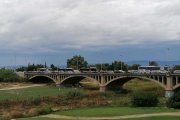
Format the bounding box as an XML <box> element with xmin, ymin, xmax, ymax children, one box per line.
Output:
<box><xmin>167</xmin><ymin>48</ymin><xmax>170</xmax><ymax>72</ymax></box>
<box><xmin>120</xmin><ymin>55</ymin><xmax>123</xmax><ymax>70</ymax></box>
<box><xmin>76</xmin><ymin>59</ymin><xmax>79</xmax><ymax>70</ymax></box>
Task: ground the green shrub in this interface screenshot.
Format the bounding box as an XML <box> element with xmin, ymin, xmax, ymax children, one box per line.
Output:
<box><xmin>100</xmin><ymin>91</ymin><xmax>116</xmax><ymax>98</ymax></box>
<box><xmin>167</xmin><ymin>91</ymin><xmax>180</xmax><ymax>109</ymax></box>
<box><xmin>0</xmin><ymin>69</ymin><xmax>25</xmax><ymax>82</ymax></box>
<box><xmin>38</xmin><ymin>105</ymin><xmax>52</xmax><ymax>115</ymax></box>
<box><xmin>0</xmin><ymin>99</ymin><xmax>11</xmax><ymax>108</ymax></box>
<box><xmin>66</xmin><ymin>90</ymin><xmax>84</xmax><ymax>99</ymax></box>
<box><xmin>131</xmin><ymin>91</ymin><xmax>159</xmax><ymax>107</ymax></box>
<box><xmin>109</xmin><ymin>96</ymin><xmax>131</xmax><ymax>107</ymax></box>
<box><xmin>28</xmin><ymin>95</ymin><xmax>42</xmax><ymax>105</ymax></box>
<box><xmin>27</xmin><ymin>108</ymin><xmax>38</xmax><ymax>117</ymax></box>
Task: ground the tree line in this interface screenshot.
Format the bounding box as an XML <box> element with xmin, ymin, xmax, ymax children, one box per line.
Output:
<box><xmin>16</xmin><ymin>55</ymin><xmax>180</xmax><ymax>71</ymax></box>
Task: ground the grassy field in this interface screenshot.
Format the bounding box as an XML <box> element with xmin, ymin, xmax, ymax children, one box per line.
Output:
<box><xmin>0</xmin><ymin>85</ymin><xmax>78</xmax><ymax>100</ymax></box>
<box><xmin>54</xmin><ymin>107</ymin><xmax>180</xmax><ymax>117</ymax></box>
<box><xmin>19</xmin><ymin>118</ymin><xmax>58</xmax><ymax>120</ymax></box>
<box><xmin>18</xmin><ymin>116</ymin><xmax>180</xmax><ymax>120</ymax></box>
<box><xmin>0</xmin><ymin>79</ymin><xmax>173</xmax><ymax>120</ymax></box>
<box><xmin>127</xmin><ymin>116</ymin><xmax>180</xmax><ymax>120</ymax></box>
<box><xmin>0</xmin><ymin>78</ymin><xmax>164</xmax><ymax>101</ymax></box>
<box><xmin>123</xmin><ymin>79</ymin><xmax>164</xmax><ymax>94</ymax></box>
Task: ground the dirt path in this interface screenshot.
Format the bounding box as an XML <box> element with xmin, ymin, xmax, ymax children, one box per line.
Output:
<box><xmin>41</xmin><ymin>112</ymin><xmax>180</xmax><ymax>120</ymax></box>
<box><xmin>0</xmin><ymin>84</ymin><xmax>45</xmax><ymax>91</ymax></box>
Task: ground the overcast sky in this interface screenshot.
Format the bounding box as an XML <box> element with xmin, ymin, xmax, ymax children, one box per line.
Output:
<box><xmin>0</xmin><ymin>0</ymin><xmax>180</xmax><ymax>66</ymax></box>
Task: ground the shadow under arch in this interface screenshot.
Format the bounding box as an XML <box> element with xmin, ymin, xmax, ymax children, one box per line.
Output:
<box><xmin>60</xmin><ymin>75</ymin><xmax>100</xmax><ymax>86</ymax></box>
<box><xmin>104</xmin><ymin>76</ymin><xmax>166</xmax><ymax>89</ymax></box>
<box><xmin>29</xmin><ymin>75</ymin><xmax>56</xmax><ymax>83</ymax></box>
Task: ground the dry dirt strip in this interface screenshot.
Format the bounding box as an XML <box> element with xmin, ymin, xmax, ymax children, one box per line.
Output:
<box><xmin>0</xmin><ymin>84</ymin><xmax>45</xmax><ymax>91</ymax></box>
<box><xmin>41</xmin><ymin>112</ymin><xmax>180</xmax><ymax>120</ymax></box>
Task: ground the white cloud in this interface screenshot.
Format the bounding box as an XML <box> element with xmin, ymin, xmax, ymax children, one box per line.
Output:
<box><xmin>0</xmin><ymin>0</ymin><xmax>180</xmax><ymax>53</ymax></box>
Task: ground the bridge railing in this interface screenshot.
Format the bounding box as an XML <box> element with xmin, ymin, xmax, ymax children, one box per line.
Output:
<box><xmin>24</xmin><ymin>71</ymin><xmax>171</xmax><ymax>77</ymax></box>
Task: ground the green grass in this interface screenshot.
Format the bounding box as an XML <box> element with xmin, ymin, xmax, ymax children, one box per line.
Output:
<box><xmin>0</xmin><ymin>78</ymin><xmax>165</xmax><ymax>101</ymax></box>
<box><xmin>0</xmin><ymin>85</ymin><xmax>78</xmax><ymax>101</ymax></box>
<box><xmin>54</xmin><ymin>107</ymin><xmax>180</xmax><ymax>117</ymax></box>
<box><xmin>17</xmin><ymin>116</ymin><xmax>180</xmax><ymax>120</ymax></box>
<box><xmin>18</xmin><ymin>116</ymin><xmax>180</xmax><ymax>120</ymax></box>
<box><xmin>123</xmin><ymin>79</ymin><xmax>164</xmax><ymax>92</ymax></box>
<box><xmin>126</xmin><ymin>116</ymin><xmax>180</xmax><ymax>120</ymax></box>
<box><xmin>18</xmin><ymin>117</ymin><xmax>59</xmax><ymax>120</ymax></box>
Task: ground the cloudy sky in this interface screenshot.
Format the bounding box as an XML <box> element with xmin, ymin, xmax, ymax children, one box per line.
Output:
<box><xmin>0</xmin><ymin>0</ymin><xmax>180</xmax><ymax>66</ymax></box>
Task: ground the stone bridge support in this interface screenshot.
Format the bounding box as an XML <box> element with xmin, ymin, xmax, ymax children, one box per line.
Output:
<box><xmin>99</xmin><ymin>75</ymin><xmax>106</xmax><ymax>92</ymax></box>
<box><xmin>165</xmin><ymin>76</ymin><xmax>174</xmax><ymax>98</ymax></box>
<box><xmin>100</xmin><ymin>86</ymin><xmax>106</xmax><ymax>92</ymax></box>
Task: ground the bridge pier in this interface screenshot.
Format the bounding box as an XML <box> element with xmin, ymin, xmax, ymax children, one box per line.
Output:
<box><xmin>56</xmin><ymin>84</ymin><xmax>61</xmax><ymax>87</ymax></box>
<box><xmin>165</xmin><ymin>90</ymin><xmax>174</xmax><ymax>98</ymax></box>
<box><xmin>165</xmin><ymin>76</ymin><xmax>174</xmax><ymax>98</ymax></box>
<box><xmin>100</xmin><ymin>86</ymin><xmax>106</xmax><ymax>92</ymax></box>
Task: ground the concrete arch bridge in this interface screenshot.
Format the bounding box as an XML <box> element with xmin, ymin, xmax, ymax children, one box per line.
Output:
<box><xmin>25</xmin><ymin>72</ymin><xmax>180</xmax><ymax>97</ymax></box>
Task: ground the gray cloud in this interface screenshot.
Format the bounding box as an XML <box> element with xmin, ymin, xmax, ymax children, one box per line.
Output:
<box><xmin>0</xmin><ymin>0</ymin><xmax>180</xmax><ymax>54</ymax></box>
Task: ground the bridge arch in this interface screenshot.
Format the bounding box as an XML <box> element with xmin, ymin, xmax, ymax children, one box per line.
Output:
<box><xmin>173</xmin><ymin>84</ymin><xmax>180</xmax><ymax>90</ymax></box>
<box><xmin>104</xmin><ymin>76</ymin><xmax>166</xmax><ymax>89</ymax></box>
<box><xmin>60</xmin><ymin>75</ymin><xmax>100</xmax><ymax>86</ymax></box>
<box><xmin>29</xmin><ymin>75</ymin><xmax>56</xmax><ymax>83</ymax></box>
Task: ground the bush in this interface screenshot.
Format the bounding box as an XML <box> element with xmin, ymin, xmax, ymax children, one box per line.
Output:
<box><xmin>167</xmin><ymin>91</ymin><xmax>180</xmax><ymax>109</ymax></box>
<box><xmin>131</xmin><ymin>91</ymin><xmax>159</xmax><ymax>107</ymax></box>
<box><xmin>27</xmin><ymin>108</ymin><xmax>39</xmax><ymax>117</ymax></box>
<box><xmin>110</xmin><ymin>96</ymin><xmax>131</xmax><ymax>107</ymax></box>
<box><xmin>66</xmin><ymin>90</ymin><xmax>84</xmax><ymax>99</ymax></box>
<box><xmin>9</xmin><ymin>110</ymin><xmax>23</xmax><ymax>118</ymax></box>
<box><xmin>0</xmin><ymin>99</ymin><xmax>10</xmax><ymax>108</ymax></box>
<box><xmin>100</xmin><ymin>91</ymin><xmax>116</xmax><ymax>98</ymax></box>
<box><xmin>28</xmin><ymin>95</ymin><xmax>42</xmax><ymax>105</ymax></box>
<box><xmin>38</xmin><ymin>105</ymin><xmax>52</xmax><ymax>115</ymax></box>
<box><xmin>2</xmin><ymin>112</ymin><xmax>11</xmax><ymax>120</ymax></box>
<box><xmin>0</xmin><ymin>69</ymin><xmax>25</xmax><ymax>82</ymax></box>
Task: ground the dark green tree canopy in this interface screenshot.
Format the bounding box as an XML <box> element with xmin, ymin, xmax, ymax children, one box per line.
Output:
<box><xmin>128</xmin><ymin>64</ymin><xmax>141</xmax><ymax>70</ymax></box>
<box><xmin>27</xmin><ymin>64</ymin><xmax>44</xmax><ymax>71</ymax></box>
<box><xmin>149</xmin><ymin>61</ymin><xmax>159</xmax><ymax>66</ymax></box>
<box><xmin>67</xmin><ymin>55</ymin><xmax>88</xmax><ymax>69</ymax></box>
<box><xmin>112</xmin><ymin>60</ymin><xmax>128</xmax><ymax>71</ymax></box>
<box><xmin>173</xmin><ymin>65</ymin><xmax>180</xmax><ymax>70</ymax></box>
<box><xmin>50</xmin><ymin>64</ymin><xmax>58</xmax><ymax>70</ymax></box>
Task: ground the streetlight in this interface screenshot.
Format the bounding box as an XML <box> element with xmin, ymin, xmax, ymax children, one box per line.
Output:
<box><xmin>120</xmin><ymin>55</ymin><xmax>123</xmax><ymax>70</ymax></box>
<box><xmin>76</xmin><ymin>59</ymin><xmax>79</xmax><ymax>70</ymax></box>
<box><xmin>167</xmin><ymin>48</ymin><xmax>170</xmax><ymax>72</ymax></box>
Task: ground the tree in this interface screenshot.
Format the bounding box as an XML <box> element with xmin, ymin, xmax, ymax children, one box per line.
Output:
<box><xmin>149</xmin><ymin>61</ymin><xmax>158</xmax><ymax>66</ymax></box>
<box><xmin>128</xmin><ymin>64</ymin><xmax>141</xmax><ymax>70</ymax></box>
<box><xmin>27</xmin><ymin>64</ymin><xmax>44</xmax><ymax>71</ymax></box>
<box><xmin>92</xmin><ymin>63</ymin><xmax>112</xmax><ymax>71</ymax></box>
<box><xmin>67</xmin><ymin>55</ymin><xmax>88</xmax><ymax>69</ymax></box>
<box><xmin>131</xmin><ymin>91</ymin><xmax>159</xmax><ymax>107</ymax></box>
<box><xmin>167</xmin><ymin>91</ymin><xmax>180</xmax><ymax>109</ymax></box>
<box><xmin>112</xmin><ymin>60</ymin><xmax>127</xmax><ymax>71</ymax></box>
<box><xmin>173</xmin><ymin>65</ymin><xmax>180</xmax><ymax>70</ymax></box>
<box><xmin>50</xmin><ymin>64</ymin><xmax>58</xmax><ymax>70</ymax></box>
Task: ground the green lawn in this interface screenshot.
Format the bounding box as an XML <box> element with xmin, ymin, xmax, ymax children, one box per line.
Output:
<box><xmin>18</xmin><ymin>116</ymin><xmax>180</xmax><ymax>120</ymax></box>
<box><xmin>54</xmin><ymin>107</ymin><xmax>180</xmax><ymax>117</ymax></box>
<box><xmin>126</xmin><ymin>116</ymin><xmax>180</xmax><ymax>120</ymax></box>
<box><xmin>18</xmin><ymin>117</ymin><xmax>58</xmax><ymax>120</ymax></box>
<box><xmin>0</xmin><ymin>85</ymin><xmax>77</xmax><ymax>101</ymax></box>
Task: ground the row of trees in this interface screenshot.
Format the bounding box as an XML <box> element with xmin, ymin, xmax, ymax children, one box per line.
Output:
<box><xmin>17</xmin><ymin>55</ymin><xmax>180</xmax><ymax>71</ymax></box>
<box><xmin>66</xmin><ymin>56</ymin><xmax>161</xmax><ymax>71</ymax></box>
<box><xmin>66</xmin><ymin>55</ymin><xmax>129</xmax><ymax>71</ymax></box>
